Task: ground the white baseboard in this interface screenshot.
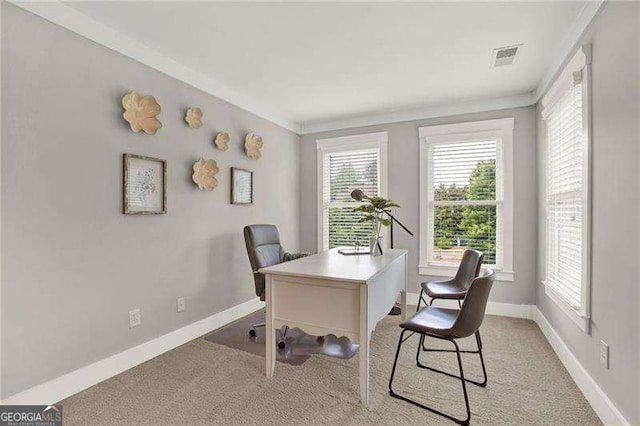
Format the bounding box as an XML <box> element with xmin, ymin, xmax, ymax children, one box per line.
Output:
<box><xmin>406</xmin><ymin>292</ymin><xmax>535</xmax><ymax>320</ymax></box>
<box><xmin>3</xmin><ymin>296</ymin><xmax>628</xmax><ymax>426</ymax></box>
<box><xmin>0</xmin><ymin>297</ymin><xmax>264</xmax><ymax>406</ymax></box>
<box><xmin>533</xmin><ymin>308</ymin><xmax>630</xmax><ymax>426</ymax></box>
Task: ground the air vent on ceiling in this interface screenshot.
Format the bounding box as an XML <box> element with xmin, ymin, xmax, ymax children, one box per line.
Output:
<box><xmin>491</xmin><ymin>44</ymin><xmax>522</xmax><ymax>68</ymax></box>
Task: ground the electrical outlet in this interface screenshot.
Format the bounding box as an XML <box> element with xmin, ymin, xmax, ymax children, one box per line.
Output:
<box><xmin>599</xmin><ymin>340</ymin><xmax>609</xmax><ymax>369</ymax></box>
<box><xmin>129</xmin><ymin>309</ymin><xmax>141</xmax><ymax>329</ymax></box>
<box><xmin>177</xmin><ymin>297</ymin><xmax>185</xmax><ymax>313</ymax></box>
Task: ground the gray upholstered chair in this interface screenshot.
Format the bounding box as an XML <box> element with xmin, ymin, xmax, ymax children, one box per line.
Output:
<box><xmin>389</xmin><ymin>269</ymin><xmax>495</xmax><ymax>425</ymax></box>
<box><xmin>243</xmin><ymin>224</ymin><xmax>310</xmax><ymax>348</ymax></box>
<box><xmin>416</xmin><ymin>249</ymin><xmax>484</xmax><ymax>311</ymax></box>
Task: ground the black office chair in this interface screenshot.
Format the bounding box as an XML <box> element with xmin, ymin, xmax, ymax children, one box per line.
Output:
<box><xmin>389</xmin><ymin>269</ymin><xmax>495</xmax><ymax>425</ymax></box>
<box><xmin>243</xmin><ymin>224</ymin><xmax>310</xmax><ymax>348</ymax></box>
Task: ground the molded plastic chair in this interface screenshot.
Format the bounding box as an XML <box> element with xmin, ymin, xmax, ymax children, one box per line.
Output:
<box><xmin>389</xmin><ymin>269</ymin><xmax>495</xmax><ymax>425</ymax></box>
<box><xmin>416</xmin><ymin>249</ymin><xmax>484</xmax><ymax>311</ymax></box>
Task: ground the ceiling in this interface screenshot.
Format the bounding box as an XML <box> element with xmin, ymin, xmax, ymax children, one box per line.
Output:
<box><xmin>58</xmin><ymin>1</ymin><xmax>590</xmax><ymax>133</ymax></box>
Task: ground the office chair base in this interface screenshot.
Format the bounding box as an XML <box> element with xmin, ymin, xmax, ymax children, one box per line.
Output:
<box><xmin>389</xmin><ymin>329</ymin><xmax>472</xmax><ymax>425</ymax></box>
<box><xmin>249</xmin><ymin>323</ymin><xmax>288</xmax><ymax>349</ymax></box>
<box><xmin>249</xmin><ymin>322</ymin><xmax>265</xmax><ymax>338</ymax></box>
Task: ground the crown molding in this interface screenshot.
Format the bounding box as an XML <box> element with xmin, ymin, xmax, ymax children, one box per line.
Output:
<box><xmin>7</xmin><ymin>0</ymin><xmax>606</xmax><ymax>137</ymax></box>
<box><xmin>299</xmin><ymin>92</ymin><xmax>535</xmax><ymax>135</ymax></box>
<box><xmin>7</xmin><ymin>0</ymin><xmax>301</xmax><ymax>134</ymax></box>
<box><xmin>533</xmin><ymin>0</ymin><xmax>606</xmax><ymax>102</ymax></box>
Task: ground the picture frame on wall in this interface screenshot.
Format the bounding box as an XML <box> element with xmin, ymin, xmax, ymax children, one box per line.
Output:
<box><xmin>123</xmin><ymin>153</ymin><xmax>167</xmax><ymax>214</ymax></box>
<box><xmin>231</xmin><ymin>167</ymin><xmax>253</xmax><ymax>205</ymax></box>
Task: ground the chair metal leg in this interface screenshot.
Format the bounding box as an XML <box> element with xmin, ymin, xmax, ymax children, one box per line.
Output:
<box><xmin>418</xmin><ymin>330</ymin><xmax>487</xmax><ymax>387</ymax></box>
<box><xmin>421</xmin><ymin>297</ymin><xmax>438</xmax><ymax>351</ymax></box>
<box><xmin>475</xmin><ymin>331</ymin><xmax>488</xmax><ymax>386</ymax></box>
<box><xmin>417</xmin><ymin>289</ymin><xmax>431</xmax><ymax>312</ymax></box>
<box><xmin>389</xmin><ymin>330</ymin><xmax>472</xmax><ymax>425</ymax></box>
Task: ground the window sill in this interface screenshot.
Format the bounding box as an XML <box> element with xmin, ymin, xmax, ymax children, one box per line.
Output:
<box><xmin>418</xmin><ymin>264</ymin><xmax>514</xmax><ymax>282</ymax></box>
<box><xmin>542</xmin><ymin>281</ymin><xmax>590</xmax><ymax>334</ymax></box>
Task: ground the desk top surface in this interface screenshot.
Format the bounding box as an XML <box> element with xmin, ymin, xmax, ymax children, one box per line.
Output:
<box><xmin>259</xmin><ymin>248</ymin><xmax>407</xmax><ymax>284</ymax></box>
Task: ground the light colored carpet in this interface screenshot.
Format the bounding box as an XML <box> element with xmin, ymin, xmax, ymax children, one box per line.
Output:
<box><xmin>61</xmin><ymin>311</ymin><xmax>600</xmax><ymax>425</ymax></box>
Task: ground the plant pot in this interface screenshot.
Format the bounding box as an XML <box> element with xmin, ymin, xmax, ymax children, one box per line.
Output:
<box><xmin>369</xmin><ymin>236</ymin><xmax>384</xmax><ymax>256</ymax></box>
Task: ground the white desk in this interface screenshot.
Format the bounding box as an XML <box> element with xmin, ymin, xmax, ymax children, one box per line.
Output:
<box><xmin>259</xmin><ymin>248</ymin><xmax>408</xmax><ymax>406</ymax></box>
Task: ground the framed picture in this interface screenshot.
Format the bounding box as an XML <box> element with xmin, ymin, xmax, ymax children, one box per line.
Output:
<box><xmin>231</xmin><ymin>167</ymin><xmax>253</xmax><ymax>205</ymax></box>
<box><xmin>123</xmin><ymin>153</ymin><xmax>167</xmax><ymax>214</ymax></box>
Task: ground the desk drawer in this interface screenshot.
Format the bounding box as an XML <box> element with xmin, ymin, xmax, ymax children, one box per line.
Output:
<box><xmin>270</xmin><ymin>276</ymin><xmax>361</xmax><ymax>339</ymax></box>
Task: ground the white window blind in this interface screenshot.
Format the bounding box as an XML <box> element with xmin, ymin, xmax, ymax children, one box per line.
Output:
<box><xmin>428</xmin><ymin>140</ymin><xmax>502</xmax><ymax>266</ymax></box>
<box><xmin>544</xmin><ymin>72</ymin><xmax>586</xmax><ymax>309</ymax></box>
<box><xmin>321</xmin><ymin>149</ymin><xmax>379</xmax><ymax>249</ymax></box>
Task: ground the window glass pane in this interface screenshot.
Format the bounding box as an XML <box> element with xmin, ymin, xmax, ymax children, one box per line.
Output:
<box><xmin>432</xmin><ymin>205</ymin><xmax>497</xmax><ymax>265</ymax></box>
<box><xmin>328</xmin><ymin>207</ymin><xmax>375</xmax><ymax>249</ymax></box>
<box><xmin>433</xmin><ymin>141</ymin><xmax>496</xmax><ymax>201</ymax></box>
<box><xmin>328</xmin><ymin>151</ymin><xmax>378</xmax><ymax>202</ymax></box>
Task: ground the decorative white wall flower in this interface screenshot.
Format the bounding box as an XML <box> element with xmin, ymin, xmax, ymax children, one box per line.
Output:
<box><xmin>122</xmin><ymin>92</ymin><xmax>162</xmax><ymax>135</ymax></box>
<box><xmin>214</xmin><ymin>132</ymin><xmax>230</xmax><ymax>151</ymax></box>
<box><xmin>244</xmin><ymin>132</ymin><xmax>263</xmax><ymax>160</ymax></box>
<box><xmin>192</xmin><ymin>159</ymin><xmax>219</xmax><ymax>191</ymax></box>
<box><xmin>185</xmin><ymin>107</ymin><xmax>203</xmax><ymax>129</ymax></box>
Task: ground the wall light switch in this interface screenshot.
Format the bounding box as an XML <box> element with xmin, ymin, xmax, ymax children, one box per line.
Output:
<box><xmin>177</xmin><ymin>297</ymin><xmax>185</xmax><ymax>313</ymax></box>
<box><xmin>599</xmin><ymin>340</ymin><xmax>609</xmax><ymax>369</ymax></box>
<box><xmin>129</xmin><ymin>309</ymin><xmax>141</xmax><ymax>329</ymax></box>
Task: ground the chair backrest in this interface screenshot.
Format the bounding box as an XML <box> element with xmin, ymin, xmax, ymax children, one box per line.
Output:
<box><xmin>450</xmin><ymin>269</ymin><xmax>495</xmax><ymax>338</ymax></box>
<box><xmin>453</xmin><ymin>249</ymin><xmax>484</xmax><ymax>290</ymax></box>
<box><xmin>243</xmin><ymin>224</ymin><xmax>285</xmax><ymax>301</ymax></box>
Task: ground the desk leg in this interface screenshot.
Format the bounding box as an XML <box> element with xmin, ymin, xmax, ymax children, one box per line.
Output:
<box><xmin>359</xmin><ymin>335</ymin><xmax>370</xmax><ymax>406</ymax></box>
<box><xmin>401</xmin><ymin>253</ymin><xmax>408</xmax><ymax>320</ymax></box>
<box><xmin>265</xmin><ymin>275</ymin><xmax>275</xmax><ymax>378</ymax></box>
<box><xmin>359</xmin><ymin>285</ymin><xmax>370</xmax><ymax>406</ymax></box>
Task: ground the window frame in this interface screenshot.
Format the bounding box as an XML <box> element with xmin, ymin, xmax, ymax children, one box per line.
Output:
<box><xmin>316</xmin><ymin>132</ymin><xmax>389</xmax><ymax>252</ymax></box>
<box><xmin>418</xmin><ymin>118</ymin><xmax>515</xmax><ymax>282</ymax></box>
<box><xmin>540</xmin><ymin>45</ymin><xmax>592</xmax><ymax>333</ymax></box>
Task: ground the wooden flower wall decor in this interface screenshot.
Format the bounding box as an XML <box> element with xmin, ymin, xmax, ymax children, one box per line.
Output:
<box><xmin>192</xmin><ymin>159</ymin><xmax>219</xmax><ymax>191</ymax></box>
<box><xmin>244</xmin><ymin>132</ymin><xmax>263</xmax><ymax>160</ymax></box>
<box><xmin>185</xmin><ymin>107</ymin><xmax>203</xmax><ymax>129</ymax></box>
<box><xmin>214</xmin><ymin>132</ymin><xmax>230</xmax><ymax>151</ymax></box>
<box><xmin>122</xmin><ymin>92</ymin><xmax>162</xmax><ymax>135</ymax></box>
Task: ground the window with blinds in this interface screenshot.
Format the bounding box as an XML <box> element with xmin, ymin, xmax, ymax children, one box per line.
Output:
<box><xmin>321</xmin><ymin>149</ymin><xmax>379</xmax><ymax>249</ymax></box>
<box><xmin>428</xmin><ymin>140</ymin><xmax>502</xmax><ymax>266</ymax></box>
<box><xmin>543</xmin><ymin>70</ymin><xmax>588</xmax><ymax>310</ymax></box>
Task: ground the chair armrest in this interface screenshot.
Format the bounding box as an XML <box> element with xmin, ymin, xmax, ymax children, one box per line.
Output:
<box><xmin>283</xmin><ymin>252</ymin><xmax>311</xmax><ymax>262</ymax></box>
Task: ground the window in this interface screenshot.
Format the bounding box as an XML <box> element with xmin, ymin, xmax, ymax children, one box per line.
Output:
<box><xmin>419</xmin><ymin>119</ymin><xmax>514</xmax><ymax>281</ymax></box>
<box><xmin>541</xmin><ymin>45</ymin><xmax>591</xmax><ymax>332</ymax></box>
<box><xmin>317</xmin><ymin>132</ymin><xmax>388</xmax><ymax>251</ymax></box>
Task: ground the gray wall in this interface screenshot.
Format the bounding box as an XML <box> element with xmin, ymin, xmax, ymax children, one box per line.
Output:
<box><xmin>300</xmin><ymin>106</ymin><xmax>538</xmax><ymax>305</ymax></box>
<box><xmin>1</xmin><ymin>4</ymin><xmax>300</xmax><ymax>398</ymax></box>
<box><xmin>536</xmin><ymin>2</ymin><xmax>639</xmax><ymax>423</ymax></box>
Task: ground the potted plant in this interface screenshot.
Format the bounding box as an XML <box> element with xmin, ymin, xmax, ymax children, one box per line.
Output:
<box><xmin>354</xmin><ymin>194</ymin><xmax>400</xmax><ymax>255</ymax></box>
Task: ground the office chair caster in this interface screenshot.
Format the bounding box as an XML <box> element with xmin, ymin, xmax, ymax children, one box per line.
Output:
<box><xmin>278</xmin><ymin>341</ymin><xmax>286</xmax><ymax>349</ymax></box>
<box><xmin>249</xmin><ymin>328</ymin><xmax>256</xmax><ymax>337</ymax></box>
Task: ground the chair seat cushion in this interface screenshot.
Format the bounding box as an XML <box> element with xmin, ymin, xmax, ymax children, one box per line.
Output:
<box><xmin>400</xmin><ymin>306</ymin><xmax>460</xmax><ymax>336</ymax></box>
<box><xmin>421</xmin><ymin>280</ymin><xmax>467</xmax><ymax>299</ymax></box>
